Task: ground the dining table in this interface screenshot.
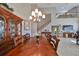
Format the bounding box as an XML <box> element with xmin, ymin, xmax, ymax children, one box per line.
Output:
<box><xmin>5</xmin><ymin>36</ymin><xmax>58</xmax><ymax>56</ymax></box>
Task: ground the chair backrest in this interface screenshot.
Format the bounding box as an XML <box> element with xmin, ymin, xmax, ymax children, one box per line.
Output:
<box><xmin>50</xmin><ymin>36</ymin><xmax>60</xmax><ymax>51</ymax></box>
<box><xmin>41</xmin><ymin>33</ymin><xmax>47</xmax><ymax>39</ymax></box>
<box><xmin>41</xmin><ymin>32</ymin><xmax>52</xmax><ymax>41</ymax></box>
<box><xmin>25</xmin><ymin>33</ymin><xmax>30</xmax><ymax>39</ymax></box>
<box><xmin>13</xmin><ymin>35</ymin><xmax>22</xmax><ymax>47</ymax></box>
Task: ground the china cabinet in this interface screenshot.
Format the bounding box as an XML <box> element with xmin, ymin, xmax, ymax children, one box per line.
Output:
<box><xmin>0</xmin><ymin>6</ymin><xmax>23</xmax><ymax>55</ymax></box>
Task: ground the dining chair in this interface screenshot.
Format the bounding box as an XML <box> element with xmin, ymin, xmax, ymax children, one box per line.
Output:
<box><xmin>24</xmin><ymin>33</ymin><xmax>30</xmax><ymax>41</ymax></box>
<box><xmin>13</xmin><ymin>35</ymin><xmax>22</xmax><ymax>47</ymax></box>
<box><xmin>50</xmin><ymin>36</ymin><xmax>60</xmax><ymax>51</ymax></box>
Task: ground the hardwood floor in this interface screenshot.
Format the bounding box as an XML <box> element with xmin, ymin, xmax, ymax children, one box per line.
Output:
<box><xmin>5</xmin><ymin>37</ymin><xmax>58</xmax><ymax>56</ymax></box>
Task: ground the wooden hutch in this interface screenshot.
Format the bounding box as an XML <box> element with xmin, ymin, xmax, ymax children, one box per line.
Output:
<box><xmin>0</xmin><ymin>6</ymin><xmax>23</xmax><ymax>55</ymax></box>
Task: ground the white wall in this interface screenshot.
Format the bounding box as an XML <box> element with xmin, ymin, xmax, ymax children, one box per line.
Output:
<box><xmin>8</xmin><ymin>4</ymin><xmax>32</xmax><ymax>35</ymax></box>
<box><xmin>8</xmin><ymin>3</ymin><xmax>31</xmax><ymax>20</ymax></box>
<box><xmin>39</xmin><ymin>7</ymin><xmax>56</xmax><ymax>32</ymax></box>
<box><xmin>31</xmin><ymin>22</ymin><xmax>38</xmax><ymax>36</ymax></box>
<box><xmin>52</xmin><ymin>18</ymin><xmax>78</xmax><ymax>32</ymax></box>
<box><xmin>39</xmin><ymin>7</ymin><xmax>79</xmax><ymax>33</ymax></box>
<box><xmin>41</xmin><ymin>18</ymin><xmax>78</xmax><ymax>36</ymax></box>
<box><xmin>42</xmin><ymin>22</ymin><xmax>51</xmax><ymax>32</ymax></box>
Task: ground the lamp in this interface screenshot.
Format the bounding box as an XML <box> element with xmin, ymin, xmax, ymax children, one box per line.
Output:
<box><xmin>35</xmin><ymin>8</ymin><xmax>38</xmax><ymax>13</ymax></box>
<box><xmin>29</xmin><ymin>8</ymin><xmax>45</xmax><ymax>22</ymax></box>
<box><xmin>42</xmin><ymin>14</ymin><xmax>45</xmax><ymax>18</ymax></box>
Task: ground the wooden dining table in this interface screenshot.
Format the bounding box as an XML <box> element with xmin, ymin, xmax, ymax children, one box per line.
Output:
<box><xmin>5</xmin><ymin>37</ymin><xmax>58</xmax><ymax>56</ymax></box>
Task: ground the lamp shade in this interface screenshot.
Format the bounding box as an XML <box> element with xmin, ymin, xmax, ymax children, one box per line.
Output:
<box><xmin>42</xmin><ymin>14</ymin><xmax>45</xmax><ymax>18</ymax></box>
<box><xmin>32</xmin><ymin>11</ymin><xmax>35</xmax><ymax>17</ymax></box>
<box><xmin>35</xmin><ymin>8</ymin><xmax>38</xmax><ymax>13</ymax></box>
<box><xmin>38</xmin><ymin>11</ymin><xmax>42</xmax><ymax>16</ymax></box>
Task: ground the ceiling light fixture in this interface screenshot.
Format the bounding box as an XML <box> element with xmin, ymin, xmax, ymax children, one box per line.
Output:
<box><xmin>29</xmin><ymin>8</ymin><xmax>45</xmax><ymax>22</ymax></box>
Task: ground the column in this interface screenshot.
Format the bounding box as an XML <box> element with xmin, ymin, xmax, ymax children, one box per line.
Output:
<box><xmin>15</xmin><ymin>19</ymin><xmax>18</xmax><ymax>36</ymax></box>
<box><xmin>4</xmin><ymin>17</ymin><xmax>10</xmax><ymax>40</ymax></box>
<box><xmin>20</xmin><ymin>21</ymin><xmax>22</xmax><ymax>36</ymax></box>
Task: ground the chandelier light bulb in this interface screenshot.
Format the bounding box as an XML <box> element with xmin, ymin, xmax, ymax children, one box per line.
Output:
<box><xmin>42</xmin><ymin>14</ymin><xmax>45</xmax><ymax>18</ymax></box>
<box><xmin>35</xmin><ymin>8</ymin><xmax>38</xmax><ymax>13</ymax></box>
<box><xmin>38</xmin><ymin>11</ymin><xmax>42</xmax><ymax>16</ymax></box>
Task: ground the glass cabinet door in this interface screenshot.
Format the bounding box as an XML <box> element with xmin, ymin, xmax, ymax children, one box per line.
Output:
<box><xmin>9</xmin><ymin>19</ymin><xmax>15</xmax><ymax>37</ymax></box>
<box><xmin>18</xmin><ymin>23</ymin><xmax>20</xmax><ymax>35</ymax></box>
<box><xmin>0</xmin><ymin>16</ymin><xmax>4</xmax><ymax>40</ymax></box>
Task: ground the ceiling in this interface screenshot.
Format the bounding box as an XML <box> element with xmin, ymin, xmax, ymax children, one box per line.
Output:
<box><xmin>37</xmin><ymin>3</ymin><xmax>79</xmax><ymax>13</ymax></box>
<box><xmin>8</xmin><ymin>3</ymin><xmax>79</xmax><ymax>13</ymax></box>
<box><xmin>7</xmin><ymin>3</ymin><xmax>79</xmax><ymax>18</ymax></box>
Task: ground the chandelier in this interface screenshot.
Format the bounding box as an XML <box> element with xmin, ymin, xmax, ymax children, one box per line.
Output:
<box><xmin>29</xmin><ymin>8</ymin><xmax>45</xmax><ymax>22</ymax></box>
